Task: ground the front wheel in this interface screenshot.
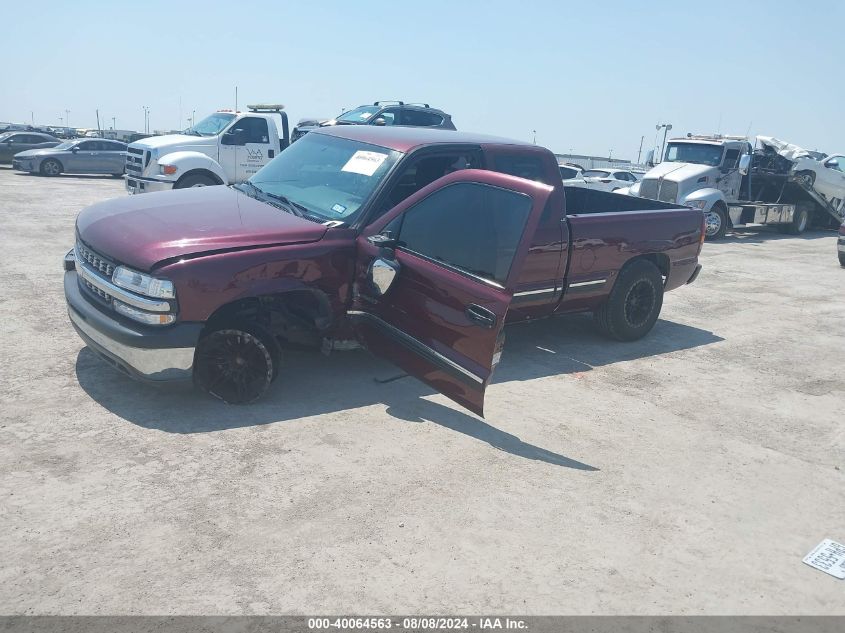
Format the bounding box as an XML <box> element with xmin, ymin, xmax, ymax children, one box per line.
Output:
<box><xmin>40</xmin><ymin>159</ymin><xmax>62</xmax><ymax>177</ymax></box>
<box><xmin>594</xmin><ymin>259</ymin><xmax>664</xmax><ymax>342</ymax></box>
<box><xmin>795</xmin><ymin>171</ymin><xmax>816</xmax><ymax>188</ymax></box>
<box><xmin>175</xmin><ymin>173</ymin><xmax>217</xmax><ymax>189</ymax></box>
<box><xmin>194</xmin><ymin>326</ymin><xmax>279</xmax><ymax>404</ymax></box>
<box><xmin>704</xmin><ymin>204</ymin><xmax>728</xmax><ymax>240</ymax></box>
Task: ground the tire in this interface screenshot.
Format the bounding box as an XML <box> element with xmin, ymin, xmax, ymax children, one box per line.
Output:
<box><xmin>175</xmin><ymin>173</ymin><xmax>217</xmax><ymax>189</ymax></box>
<box><xmin>194</xmin><ymin>325</ymin><xmax>280</xmax><ymax>404</ymax></box>
<box><xmin>785</xmin><ymin>207</ymin><xmax>810</xmax><ymax>235</ymax></box>
<box><xmin>593</xmin><ymin>259</ymin><xmax>664</xmax><ymax>342</ymax></box>
<box><xmin>796</xmin><ymin>171</ymin><xmax>816</xmax><ymax>188</ymax></box>
<box><xmin>839</xmin><ymin>252</ymin><xmax>845</xmax><ymax>268</ymax></box>
<box><xmin>40</xmin><ymin>159</ymin><xmax>62</xmax><ymax>177</ymax></box>
<box><xmin>704</xmin><ymin>204</ymin><xmax>728</xmax><ymax>240</ymax></box>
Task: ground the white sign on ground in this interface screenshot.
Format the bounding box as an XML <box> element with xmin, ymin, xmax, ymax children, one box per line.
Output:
<box><xmin>803</xmin><ymin>539</ymin><xmax>845</xmax><ymax>579</ymax></box>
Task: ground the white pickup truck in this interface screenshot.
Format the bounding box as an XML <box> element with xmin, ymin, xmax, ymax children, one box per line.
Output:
<box><xmin>124</xmin><ymin>105</ymin><xmax>290</xmax><ymax>194</ymax></box>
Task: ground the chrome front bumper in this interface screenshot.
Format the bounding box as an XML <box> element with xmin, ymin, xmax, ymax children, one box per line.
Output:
<box><xmin>69</xmin><ymin>307</ymin><xmax>195</xmax><ymax>381</ymax></box>
<box><xmin>65</xmin><ymin>266</ymin><xmax>200</xmax><ymax>382</ymax></box>
<box><xmin>125</xmin><ymin>175</ymin><xmax>174</xmax><ymax>194</ymax></box>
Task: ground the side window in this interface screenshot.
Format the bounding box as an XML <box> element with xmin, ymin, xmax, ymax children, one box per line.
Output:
<box><xmin>381</xmin><ymin>152</ymin><xmax>482</xmax><ymax>211</ymax></box>
<box><xmin>77</xmin><ymin>141</ymin><xmax>96</xmax><ymax>150</ymax></box>
<box><xmin>825</xmin><ymin>156</ymin><xmax>843</xmax><ymax>172</ymax></box>
<box><xmin>373</xmin><ymin>108</ymin><xmax>400</xmax><ymax>126</ymax></box>
<box><xmin>230</xmin><ymin>117</ymin><xmax>269</xmax><ymax>144</ymax></box>
<box><xmin>723</xmin><ymin>149</ymin><xmax>740</xmax><ymax>169</ymax></box>
<box><xmin>397</xmin><ymin>182</ymin><xmax>532</xmax><ymax>285</ymax></box>
<box><xmin>559</xmin><ymin>166</ymin><xmax>578</xmax><ymax>179</ymax></box>
<box><xmin>403</xmin><ymin>110</ymin><xmax>443</xmax><ymax>127</ymax></box>
<box><xmin>104</xmin><ymin>141</ymin><xmax>125</xmax><ymax>151</ymax></box>
<box><xmin>493</xmin><ymin>154</ymin><xmax>550</xmax><ymax>185</ymax></box>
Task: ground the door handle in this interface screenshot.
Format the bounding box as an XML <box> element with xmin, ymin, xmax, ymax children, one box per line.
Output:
<box><xmin>465</xmin><ymin>304</ymin><xmax>497</xmax><ymax>329</ymax></box>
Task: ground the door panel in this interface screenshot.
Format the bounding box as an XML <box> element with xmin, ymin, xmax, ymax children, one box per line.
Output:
<box><xmin>351</xmin><ymin>169</ymin><xmax>552</xmax><ymax>416</ymax></box>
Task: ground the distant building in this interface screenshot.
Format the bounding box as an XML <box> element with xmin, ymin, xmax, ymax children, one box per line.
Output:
<box><xmin>555</xmin><ymin>152</ymin><xmax>632</xmax><ymax>171</ymax></box>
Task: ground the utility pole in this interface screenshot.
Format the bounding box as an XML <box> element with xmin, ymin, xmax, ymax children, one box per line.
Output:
<box><xmin>191</xmin><ymin>110</ymin><xmax>196</xmax><ymax>127</ymax></box>
<box><xmin>96</xmin><ymin>109</ymin><xmax>101</xmax><ymax>134</ymax></box>
<box><xmin>532</xmin><ymin>129</ymin><xmax>536</xmax><ymax>145</ymax></box>
<box><xmin>30</xmin><ymin>111</ymin><xmax>34</xmax><ymax>126</ymax></box>
<box><xmin>65</xmin><ymin>109</ymin><xmax>70</xmax><ymax>129</ymax></box>
<box><xmin>142</xmin><ymin>106</ymin><xmax>150</xmax><ymax>133</ymax></box>
<box><xmin>637</xmin><ymin>135</ymin><xmax>644</xmax><ymax>164</ymax></box>
<box><xmin>608</xmin><ymin>149</ymin><xmax>613</xmax><ymax>162</ymax></box>
<box><xmin>112</xmin><ymin>116</ymin><xmax>116</xmax><ymax>130</ymax></box>
<box><xmin>235</xmin><ymin>86</ymin><xmax>238</xmax><ymax>112</ymax></box>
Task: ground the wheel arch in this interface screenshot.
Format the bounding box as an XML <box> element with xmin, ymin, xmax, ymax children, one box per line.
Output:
<box><xmin>41</xmin><ymin>157</ymin><xmax>64</xmax><ymax>173</ymax></box>
<box><xmin>202</xmin><ymin>288</ymin><xmax>334</xmax><ymax>347</ymax></box>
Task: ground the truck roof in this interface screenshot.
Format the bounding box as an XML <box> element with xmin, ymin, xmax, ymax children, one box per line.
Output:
<box><xmin>313</xmin><ymin>125</ymin><xmax>531</xmax><ymax>153</ymax></box>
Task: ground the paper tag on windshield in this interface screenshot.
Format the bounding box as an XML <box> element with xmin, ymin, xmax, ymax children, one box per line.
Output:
<box><xmin>341</xmin><ymin>151</ymin><xmax>388</xmax><ymax>177</ymax></box>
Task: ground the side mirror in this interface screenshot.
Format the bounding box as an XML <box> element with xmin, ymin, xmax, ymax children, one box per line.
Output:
<box><xmin>372</xmin><ymin>117</ymin><xmax>387</xmax><ymax>127</ymax></box>
<box><xmin>827</xmin><ymin>159</ymin><xmax>839</xmax><ymax>168</ymax></box>
<box><xmin>738</xmin><ymin>154</ymin><xmax>751</xmax><ymax>175</ymax></box>
<box><xmin>71</xmin><ymin>146</ymin><xmax>79</xmax><ymax>153</ymax></box>
<box><xmin>645</xmin><ymin>149</ymin><xmax>654</xmax><ymax>167</ymax></box>
<box><xmin>221</xmin><ymin>129</ymin><xmax>245</xmax><ymax>145</ymax></box>
<box><xmin>368</xmin><ymin>257</ymin><xmax>400</xmax><ymax>296</ymax></box>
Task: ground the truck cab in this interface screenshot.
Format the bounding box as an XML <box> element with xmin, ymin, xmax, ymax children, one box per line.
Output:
<box><xmin>626</xmin><ymin>135</ymin><xmax>752</xmax><ymax>240</ymax></box>
<box><xmin>124</xmin><ymin>105</ymin><xmax>289</xmax><ymax>194</ymax></box>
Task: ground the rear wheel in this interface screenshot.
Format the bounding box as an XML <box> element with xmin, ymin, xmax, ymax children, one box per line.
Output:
<box><xmin>704</xmin><ymin>203</ymin><xmax>728</xmax><ymax>240</ymax></box>
<box><xmin>194</xmin><ymin>325</ymin><xmax>280</xmax><ymax>404</ymax></box>
<box><xmin>40</xmin><ymin>159</ymin><xmax>62</xmax><ymax>177</ymax></box>
<box><xmin>784</xmin><ymin>207</ymin><xmax>810</xmax><ymax>235</ymax></box>
<box><xmin>175</xmin><ymin>173</ymin><xmax>217</xmax><ymax>189</ymax></box>
<box><xmin>594</xmin><ymin>259</ymin><xmax>664</xmax><ymax>341</ymax></box>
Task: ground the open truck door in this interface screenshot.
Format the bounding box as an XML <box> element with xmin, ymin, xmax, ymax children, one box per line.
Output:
<box><xmin>349</xmin><ymin>169</ymin><xmax>553</xmax><ymax>417</ymax></box>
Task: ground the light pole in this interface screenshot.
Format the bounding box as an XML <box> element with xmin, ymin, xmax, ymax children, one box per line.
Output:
<box><xmin>112</xmin><ymin>116</ymin><xmax>116</xmax><ymax>130</ymax></box>
<box><xmin>608</xmin><ymin>149</ymin><xmax>613</xmax><ymax>162</ymax></box>
<box><xmin>532</xmin><ymin>129</ymin><xmax>536</xmax><ymax>145</ymax></box>
<box><xmin>65</xmin><ymin>109</ymin><xmax>70</xmax><ymax>129</ymax></box>
<box><xmin>142</xmin><ymin>106</ymin><xmax>150</xmax><ymax>133</ymax></box>
<box><xmin>656</xmin><ymin>123</ymin><xmax>672</xmax><ymax>163</ymax></box>
<box><xmin>191</xmin><ymin>109</ymin><xmax>195</xmax><ymax>127</ymax></box>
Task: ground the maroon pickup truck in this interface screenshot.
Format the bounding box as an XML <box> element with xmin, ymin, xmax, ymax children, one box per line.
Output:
<box><xmin>64</xmin><ymin>126</ymin><xmax>704</xmax><ymax>415</ymax></box>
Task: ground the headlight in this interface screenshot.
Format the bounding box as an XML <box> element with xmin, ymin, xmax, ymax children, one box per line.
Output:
<box><xmin>159</xmin><ymin>164</ymin><xmax>178</xmax><ymax>175</ymax></box>
<box><xmin>113</xmin><ymin>300</ymin><xmax>176</xmax><ymax>326</ymax></box>
<box><xmin>112</xmin><ymin>265</ymin><xmax>175</xmax><ymax>299</ymax></box>
<box><xmin>685</xmin><ymin>200</ymin><xmax>707</xmax><ymax>210</ymax></box>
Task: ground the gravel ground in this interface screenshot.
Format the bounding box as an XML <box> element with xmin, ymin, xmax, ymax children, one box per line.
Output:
<box><xmin>0</xmin><ymin>166</ymin><xmax>843</xmax><ymax>615</ymax></box>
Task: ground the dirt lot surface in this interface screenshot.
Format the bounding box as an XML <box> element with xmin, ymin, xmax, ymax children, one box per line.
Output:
<box><xmin>1</xmin><ymin>166</ymin><xmax>843</xmax><ymax>615</ymax></box>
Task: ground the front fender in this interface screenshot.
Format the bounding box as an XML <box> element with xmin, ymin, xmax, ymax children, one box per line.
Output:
<box><xmin>158</xmin><ymin>151</ymin><xmax>227</xmax><ymax>185</ymax></box>
<box><xmin>682</xmin><ymin>188</ymin><xmax>725</xmax><ymax>212</ymax></box>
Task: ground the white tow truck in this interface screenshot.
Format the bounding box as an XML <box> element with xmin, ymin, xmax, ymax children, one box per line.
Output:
<box><xmin>124</xmin><ymin>105</ymin><xmax>290</xmax><ymax>194</ymax></box>
<box><xmin>624</xmin><ymin>134</ymin><xmax>844</xmax><ymax>239</ymax></box>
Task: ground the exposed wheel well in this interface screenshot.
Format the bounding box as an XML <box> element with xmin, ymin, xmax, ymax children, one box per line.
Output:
<box><xmin>203</xmin><ymin>290</ymin><xmax>333</xmax><ymax>348</ymax></box>
<box><xmin>175</xmin><ymin>169</ymin><xmax>223</xmax><ymax>187</ymax></box>
<box><xmin>628</xmin><ymin>253</ymin><xmax>670</xmax><ymax>284</ymax></box>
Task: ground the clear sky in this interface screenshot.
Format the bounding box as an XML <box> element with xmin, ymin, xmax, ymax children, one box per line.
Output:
<box><xmin>2</xmin><ymin>0</ymin><xmax>842</xmax><ymax>161</ymax></box>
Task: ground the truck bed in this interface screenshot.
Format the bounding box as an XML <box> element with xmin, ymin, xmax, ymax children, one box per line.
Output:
<box><xmin>563</xmin><ymin>186</ymin><xmax>682</xmax><ymax>214</ymax></box>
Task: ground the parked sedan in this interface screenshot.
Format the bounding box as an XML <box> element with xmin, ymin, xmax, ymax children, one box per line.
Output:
<box><xmin>0</xmin><ymin>131</ymin><xmax>60</xmax><ymax>163</ymax></box>
<box><xmin>581</xmin><ymin>168</ymin><xmax>640</xmax><ymax>192</ymax></box>
<box><xmin>13</xmin><ymin>139</ymin><xmax>127</xmax><ymax>176</ymax></box>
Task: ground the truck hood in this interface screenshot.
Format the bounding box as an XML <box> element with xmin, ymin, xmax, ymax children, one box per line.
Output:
<box><xmin>130</xmin><ymin>134</ymin><xmax>217</xmax><ymax>151</ymax></box>
<box><xmin>76</xmin><ymin>186</ymin><xmax>328</xmax><ymax>271</ymax></box>
<box><xmin>645</xmin><ymin>161</ymin><xmax>716</xmax><ymax>183</ymax></box>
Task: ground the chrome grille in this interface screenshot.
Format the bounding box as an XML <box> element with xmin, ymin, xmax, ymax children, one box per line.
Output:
<box><xmin>76</xmin><ymin>240</ymin><xmax>116</xmax><ymax>277</ymax></box>
<box><xmin>658</xmin><ymin>181</ymin><xmax>678</xmax><ymax>204</ymax></box>
<box><xmin>82</xmin><ymin>277</ymin><xmax>112</xmax><ymax>303</ymax></box>
<box><xmin>125</xmin><ymin>146</ymin><xmax>147</xmax><ymax>173</ymax></box>
<box><xmin>640</xmin><ymin>178</ymin><xmax>659</xmax><ymax>200</ymax></box>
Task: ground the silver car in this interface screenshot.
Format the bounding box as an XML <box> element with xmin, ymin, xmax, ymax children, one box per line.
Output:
<box><xmin>13</xmin><ymin>139</ymin><xmax>127</xmax><ymax>176</ymax></box>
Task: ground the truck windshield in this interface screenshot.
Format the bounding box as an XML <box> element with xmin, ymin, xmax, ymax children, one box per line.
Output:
<box><xmin>184</xmin><ymin>113</ymin><xmax>236</xmax><ymax>136</ymax></box>
<box><xmin>336</xmin><ymin>106</ymin><xmax>380</xmax><ymax>124</ymax></box>
<box><xmin>664</xmin><ymin>142</ymin><xmax>724</xmax><ymax>166</ymax></box>
<box><xmin>248</xmin><ymin>133</ymin><xmax>401</xmax><ymax>222</ymax></box>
